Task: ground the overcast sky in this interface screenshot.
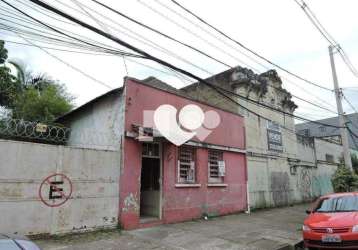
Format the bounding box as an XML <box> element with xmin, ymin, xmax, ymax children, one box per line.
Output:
<box><xmin>2</xmin><ymin>0</ymin><xmax>358</xmax><ymax>121</ymax></box>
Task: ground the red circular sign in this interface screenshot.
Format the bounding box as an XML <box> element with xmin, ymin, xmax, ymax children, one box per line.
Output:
<box><xmin>39</xmin><ymin>173</ymin><xmax>73</xmax><ymax>207</ymax></box>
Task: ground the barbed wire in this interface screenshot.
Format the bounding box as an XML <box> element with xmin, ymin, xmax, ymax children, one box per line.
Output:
<box><xmin>0</xmin><ymin>118</ymin><xmax>70</xmax><ymax>144</ymax></box>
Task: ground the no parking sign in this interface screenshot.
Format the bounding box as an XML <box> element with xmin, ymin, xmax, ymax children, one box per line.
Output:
<box><xmin>38</xmin><ymin>173</ymin><xmax>73</xmax><ymax>207</ymax></box>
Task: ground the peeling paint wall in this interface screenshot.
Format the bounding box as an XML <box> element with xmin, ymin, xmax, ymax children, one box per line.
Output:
<box><xmin>183</xmin><ymin>68</ymin><xmax>342</xmax><ymax>209</ymax></box>
<box><xmin>162</xmin><ymin>144</ymin><xmax>247</xmax><ymax>224</ymax></box>
<box><xmin>119</xmin><ymin>79</ymin><xmax>247</xmax><ymax>229</ymax></box>
<box><xmin>0</xmin><ymin>139</ymin><xmax>120</xmax><ymax>235</ymax></box>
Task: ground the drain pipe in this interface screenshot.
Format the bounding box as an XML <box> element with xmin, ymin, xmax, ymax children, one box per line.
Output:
<box><xmin>245</xmin><ymin>180</ymin><xmax>251</xmax><ymax>214</ymax></box>
<box><xmin>245</xmin><ymin>151</ymin><xmax>251</xmax><ymax>214</ymax></box>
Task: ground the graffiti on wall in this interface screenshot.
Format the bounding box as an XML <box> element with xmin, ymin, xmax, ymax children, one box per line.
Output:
<box><xmin>297</xmin><ymin>168</ymin><xmax>312</xmax><ymax>201</ymax></box>
<box><xmin>271</xmin><ymin>172</ymin><xmax>290</xmax><ymax>206</ymax></box>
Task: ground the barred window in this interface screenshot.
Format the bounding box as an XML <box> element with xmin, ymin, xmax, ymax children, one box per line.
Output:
<box><xmin>178</xmin><ymin>147</ymin><xmax>196</xmax><ymax>183</ymax></box>
<box><xmin>208</xmin><ymin>150</ymin><xmax>225</xmax><ymax>183</ymax></box>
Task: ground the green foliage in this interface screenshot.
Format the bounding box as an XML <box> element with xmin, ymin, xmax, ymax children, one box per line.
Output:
<box><xmin>0</xmin><ymin>41</ymin><xmax>21</xmax><ymax>108</ymax></box>
<box><xmin>0</xmin><ymin>40</ymin><xmax>74</xmax><ymax>122</ymax></box>
<box><xmin>331</xmin><ymin>166</ymin><xmax>358</xmax><ymax>193</ymax></box>
<box><xmin>0</xmin><ymin>40</ymin><xmax>7</xmax><ymax>64</ymax></box>
<box><xmin>0</xmin><ymin>67</ymin><xmax>21</xmax><ymax>108</ymax></box>
<box><xmin>12</xmin><ymin>84</ymin><xmax>74</xmax><ymax>123</ymax></box>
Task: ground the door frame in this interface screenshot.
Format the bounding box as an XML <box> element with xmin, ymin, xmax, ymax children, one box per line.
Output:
<box><xmin>140</xmin><ymin>142</ymin><xmax>163</xmax><ymax>220</ymax></box>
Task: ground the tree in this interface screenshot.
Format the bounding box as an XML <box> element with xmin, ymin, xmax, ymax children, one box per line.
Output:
<box><xmin>0</xmin><ymin>40</ymin><xmax>74</xmax><ymax>122</ymax></box>
<box><xmin>12</xmin><ymin>83</ymin><xmax>74</xmax><ymax>122</ymax></box>
<box><xmin>331</xmin><ymin>166</ymin><xmax>358</xmax><ymax>192</ymax></box>
<box><xmin>8</xmin><ymin>60</ymin><xmax>52</xmax><ymax>92</ymax></box>
<box><xmin>0</xmin><ymin>41</ymin><xmax>21</xmax><ymax>109</ymax></box>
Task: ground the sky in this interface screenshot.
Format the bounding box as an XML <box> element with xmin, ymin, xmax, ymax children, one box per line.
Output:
<box><xmin>2</xmin><ymin>0</ymin><xmax>358</xmax><ymax>122</ymax></box>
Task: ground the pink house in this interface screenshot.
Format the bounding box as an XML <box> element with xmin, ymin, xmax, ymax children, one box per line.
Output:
<box><xmin>59</xmin><ymin>77</ymin><xmax>247</xmax><ymax>230</ymax></box>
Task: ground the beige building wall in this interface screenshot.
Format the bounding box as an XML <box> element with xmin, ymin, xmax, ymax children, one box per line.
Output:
<box><xmin>183</xmin><ymin>67</ymin><xmax>341</xmax><ymax>208</ymax></box>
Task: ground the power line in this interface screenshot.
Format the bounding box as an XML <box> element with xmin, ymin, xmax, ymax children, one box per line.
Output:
<box><xmin>89</xmin><ymin>0</ymin><xmax>231</xmax><ymax>68</ymax></box>
<box><xmin>15</xmin><ymin>0</ymin><xmax>77</xmax><ymax>26</ymax></box>
<box><xmin>159</xmin><ymin>0</ymin><xmax>337</xmax><ymax>109</ymax></box>
<box><xmin>0</xmin><ymin>11</ymin><xmax>144</xmax><ymax>56</ymax></box>
<box><xmin>342</xmin><ymin>93</ymin><xmax>358</xmax><ymax>114</ymax></box>
<box><xmin>0</xmin><ymin>0</ymin><xmax>146</xmax><ymax>59</ymax></box>
<box><xmin>168</xmin><ymin>0</ymin><xmax>333</xmax><ymax>92</ymax></box>
<box><xmin>2</xmin><ymin>39</ymin><xmax>122</xmax><ymax>56</ymax></box>
<box><xmin>3</xmin><ymin>2</ymin><xmax>336</xmax><ymax>116</ymax></box>
<box><xmin>293</xmin><ymin>0</ymin><xmax>358</xmax><ymax>79</ymax></box>
<box><xmin>14</xmin><ymin>33</ymin><xmax>114</xmax><ymax>89</ymax></box>
<box><xmin>0</xmin><ymin>23</ymin><xmax>143</xmax><ymax>58</ymax></box>
<box><xmin>67</xmin><ymin>0</ymin><xmax>214</xmax><ymax>76</ymax></box>
<box><xmin>87</xmin><ymin>0</ymin><xmax>337</xmax><ymax>113</ymax></box>
<box><xmin>22</xmin><ymin>0</ymin><xmax>344</xmax><ymax>131</ymax></box>
<box><xmin>153</xmin><ymin>0</ymin><xmax>269</xmax><ymax>72</ymax></box>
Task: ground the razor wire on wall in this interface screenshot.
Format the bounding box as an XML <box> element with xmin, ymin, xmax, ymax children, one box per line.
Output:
<box><xmin>0</xmin><ymin>118</ymin><xmax>70</xmax><ymax>144</ymax></box>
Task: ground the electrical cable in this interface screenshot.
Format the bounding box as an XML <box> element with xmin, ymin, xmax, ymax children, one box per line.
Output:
<box><xmin>168</xmin><ymin>0</ymin><xmax>333</xmax><ymax>92</ymax></box>
<box><xmin>0</xmin><ymin>0</ymin><xmax>146</xmax><ymax>59</ymax></box>
<box><xmin>2</xmin><ymin>39</ymin><xmax>126</xmax><ymax>56</ymax></box>
<box><xmin>293</xmin><ymin>0</ymin><xmax>358</xmax><ymax>79</ymax></box>
<box><xmin>342</xmin><ymin>93</ymin><xmax>358</xmax><ymax>114</ymax></box>
<box><xmin>87</xmin><ymin>0</ymin><xmax>337</xmax><ymax>113</ymax></box>
<box><xmin>22</xmin><ymin>0</ymin><xmax>345</xmax><ymax>132</ymax></box>
<box><xmin>14</xmin><ymin>32</ymin><xmax>114</xmax><ymax>89</ymax></box>
<box><xmin>149</xmin><ymin>0</ymin><xmax>337</xmax><ymax>109</ymax></box>
<box><xmin>89</xmin><ymin>0</ymin><xmax>231</xmax><ymax>69</ymax></box>
<box><xmin>66</xmin><ymin>0</ymin><xmax>214</xmax><ymax>75</ymax></box>
<box><xmin>0</xmin><ymin>11</ymin><xmax>144</xmax><ymax>56</ymax></box>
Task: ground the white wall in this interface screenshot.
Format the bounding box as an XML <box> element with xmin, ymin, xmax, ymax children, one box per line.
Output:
<box><xmin>315</xmin><ymin>138</ymin><xmax>343</xmax><ymax>164</ymax></box>
<box><xmin>0</xmin><ymin>139</ymin><xmax>120</xmax><ymax>235</ymax></box>
<box><xmin>64</xmin><ymin>90</ymin><xmax>125</xmax><ymax>151</ymax></box>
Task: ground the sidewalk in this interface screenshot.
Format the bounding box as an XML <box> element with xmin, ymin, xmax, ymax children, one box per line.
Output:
<box><xmin>35</xmin><ymin>203</ymin><xmax>309</xmax><ymax>250</ymax></box>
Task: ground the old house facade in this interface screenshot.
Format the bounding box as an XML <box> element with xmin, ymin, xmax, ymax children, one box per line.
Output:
<box><xmin>0</xmin><ymin>67</ymin><xmax>346</xmax><ymax>236</ymax></box>
<box><xmin>182</xmin><ymin>66</ymin><xmax>341</xmax><ymax>208</ymax></box>
<box><xmin>55</xmin><ymin>66</ymin><xmax>344</xmax><ymax>230</ymax></box>
<box><xmin>60</xmin><ymin>77</ymin><xmax>247</xmax><ymax>230</ymax></box>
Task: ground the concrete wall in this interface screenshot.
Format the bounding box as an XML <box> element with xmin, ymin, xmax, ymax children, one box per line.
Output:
<box><xmin>0</xmin><ymin>139</ymin><xmax>120</xmax><ymax>236</ymax></box>
<box><xmin>182</xmin><ymin>67</ymin><xmax>341</xmax><ymax>209</ymax></box>
<box><xmin>62</xmin><ymin>89</ymin><xmax>124</xmax><ymax>151</ymax></box>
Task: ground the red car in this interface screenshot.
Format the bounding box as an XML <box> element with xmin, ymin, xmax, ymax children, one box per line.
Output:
<box><xmin>303</xmin><ymin>192</ymin><xmax>358</xmax><ymax>249</ymax></box>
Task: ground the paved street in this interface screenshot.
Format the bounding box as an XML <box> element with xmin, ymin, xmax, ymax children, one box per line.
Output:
<box><xmin>35</xmin><ymin>203</ymin><xmax>309</xmax><ymax>250</ymax></box>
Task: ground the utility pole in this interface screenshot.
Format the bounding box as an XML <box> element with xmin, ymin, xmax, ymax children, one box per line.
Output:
<box><xmin>329</xmin><ymin>45</ymin><xmax>353</xmax><ymax>170</ymax></box>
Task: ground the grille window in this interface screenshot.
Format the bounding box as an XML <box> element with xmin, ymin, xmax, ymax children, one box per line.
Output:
<box><xmin>178</xmin><ymin>147</ymin><xmax>196</xmax><ymax>183</ymax></box>
<box><xmin>208</xmin><ymin>150</ymin><xmax>225</xmax><ymax>183</ymax></box>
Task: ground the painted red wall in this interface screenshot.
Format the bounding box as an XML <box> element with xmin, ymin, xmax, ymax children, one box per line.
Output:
<box><xmin>119</xmin><ymin>79</ymin><xmax>247</xmax><ymax>229</ymax></box>
<box><xmin>162</xmin><ymin>144</ymin><xmax>247</xmax><ymax>224</ymax></box>
<box><xmin>124</xmin><ymin>79</ymin><xmax>245</xmax><ymax>149</ymax></box>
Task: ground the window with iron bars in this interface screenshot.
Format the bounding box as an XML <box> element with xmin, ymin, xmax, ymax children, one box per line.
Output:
<box><xmin>178</xmin><ymin>147</ymin><xmax>196</xmax><ymax>183</ymax></box>
<box><xmin>208</xmin><ymin>150</ymin><xmax>225</xmax><ymax>183</ymax></box>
